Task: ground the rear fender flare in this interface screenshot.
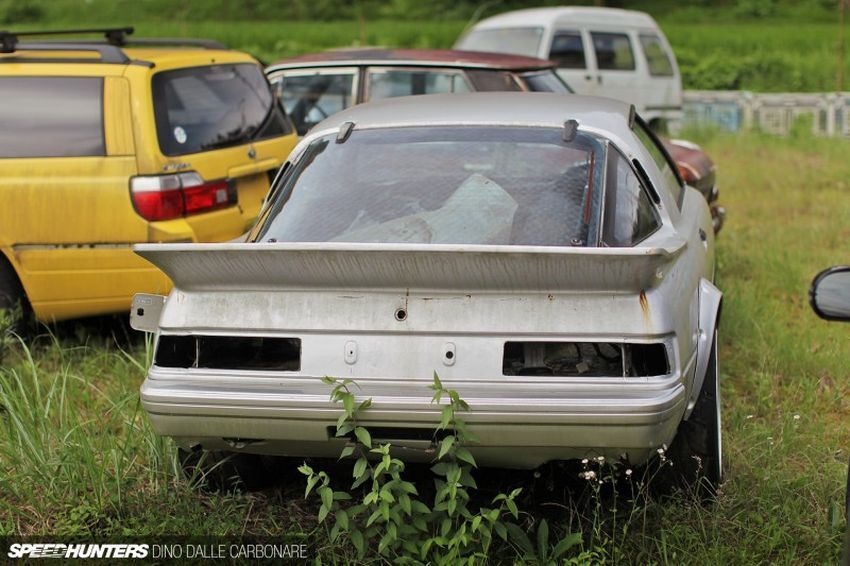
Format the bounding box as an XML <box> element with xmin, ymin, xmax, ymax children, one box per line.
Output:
<box><xmin>684</xmin><ymin>278</ymin><xmax>722</xmax><ymax>419</ymax></box>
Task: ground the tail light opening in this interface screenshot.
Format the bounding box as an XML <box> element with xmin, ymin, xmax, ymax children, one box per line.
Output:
<box><xmin>130</xmin><ymin>172</ymin><xmax>237</xmax><ymax>221</ymax></box>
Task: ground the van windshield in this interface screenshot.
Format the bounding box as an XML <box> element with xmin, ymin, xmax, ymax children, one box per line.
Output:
<box><xmin>152</xmin><ymin>63</ymin><xmax>288</xmax><ymax>156</ymax></box>
<box><xmin>455</xmin><ymin>27</ymin><xmax>544</xmax><ymax>58</ymax></box>
<box><xmin>254</xmin><ymin>126</ymin><xmax>606</xmax><ymax>247</ymax></box>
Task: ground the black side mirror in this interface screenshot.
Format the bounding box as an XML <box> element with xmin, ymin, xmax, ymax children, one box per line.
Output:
<box><xmin>809</xmin><ymin>266</ymin><xmax>850</xmax><ymax>322</ymax></box>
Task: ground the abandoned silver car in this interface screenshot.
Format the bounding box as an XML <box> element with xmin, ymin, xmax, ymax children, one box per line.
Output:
<box><xmin>132</xmin><ymin>93</ymin><xmax>722</xmax><ymax>492</ymax></box>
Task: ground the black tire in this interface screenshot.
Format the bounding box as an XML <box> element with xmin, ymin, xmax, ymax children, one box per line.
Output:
<box><xmin>0</xmin><ymin>261</ymin><xmax>29</xmax><ymax>335</ymax></box>
<box><xmin>178</xmin><ymin>448</ymin><xmax>274</xmax><ymax>493</ymax></box>
<box><xmin>655</xmin><ymin>330</ymin><xmax>723</xmax><ymax>499</ymax></box>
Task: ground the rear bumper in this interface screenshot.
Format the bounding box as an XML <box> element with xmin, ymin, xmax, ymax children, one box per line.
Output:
<box><xmin>141</xmin><ymin>370</ymin><xmax>687</xmax><ymax>468</ymax></box>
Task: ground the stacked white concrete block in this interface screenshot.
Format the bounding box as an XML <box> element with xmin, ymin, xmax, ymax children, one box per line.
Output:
<box><xmin>683</xmin><ymin>91</ymin><xmax>850</xmax><ymax>136</ymax></box>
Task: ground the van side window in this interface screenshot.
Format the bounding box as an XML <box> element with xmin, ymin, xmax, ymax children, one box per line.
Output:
<box><xmin>602</xmin><ymin>149</ymin><xmax>660</xmax><ymax>247</ymax></box>
<box><xmin>549</xmin><ymin>31</ymin><xmax>586</xmax><ymax>69</ymax></box>
<box><xmin>0</xmin><ymin>77</ymin><xmax>105</xmax><ymax>158</ymax></box>
<box><xmin>639</xmin><ymin>34</ymin><xmax>674</xmax><ymax>77</ymax></box>
<box><xmin>590</xmin><ymin>32</ymin><xmax>635</xmax><ymax>71</ymax></box>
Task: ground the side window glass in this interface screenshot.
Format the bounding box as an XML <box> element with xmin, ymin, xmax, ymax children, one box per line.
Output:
<box><xmin>276</xmin><ymin>72</ymin><xmax>356</xmax><ymax>136</ymax></box>
<box><xmin>591</xmin><ymin>32</ymin><xmax>636</xmax><ymax>71</ymax></box>
<box><xmin>602</xmin><ymin>150</ymin><xmax>660</xmax><ymax>247</ymax></box>
<box><xmin>548</xmin><ymin>31</ymin><xmax>586</xmax><ymax>69</ymax></box>
<box><xmin>0</xmin><ymin>77</ymin><xmax>104</xmax><ymax>158</ymax></box>
<box><xmin>639</xmin><ymin>34</ymin><xmax>674</xmax><ymax>77</ymax></box>
<box><xmin>366</xmin><ymin>69</ymin><xmax>471</xmax><ymax>100</ymax></box>
<box><xmin>633</xmin><ymin>121</ymin><xmax>684</xmax><ymax>208</ymax></box>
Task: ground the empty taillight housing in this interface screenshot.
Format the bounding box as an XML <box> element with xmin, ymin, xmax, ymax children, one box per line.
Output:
<box><xmin>130</xmin><ymin>172</ymin><xmax>237</xmax><ymax>221</ymax></box>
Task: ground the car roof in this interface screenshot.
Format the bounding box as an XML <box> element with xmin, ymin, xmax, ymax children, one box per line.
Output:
<box><xmin>470</xmin><ymin>7</ymin><xmax>657</xmax><ymax>29</ymax></box>
<box><xmin>267</xmin><ymin>48</ymin><xmax>555</xmax><ymax>71</ymax></box>
<box><xmin>310</xmin><ymin>92</ymin><xmax>632</xmax><ymax>138</ymax></box>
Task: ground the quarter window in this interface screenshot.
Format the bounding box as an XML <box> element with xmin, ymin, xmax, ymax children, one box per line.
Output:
<box><xmin>602</xmin><ymin>150</ymin><xmax>660</xmax><ymax>247</ymax></box>
<box><xmin>591</xmin><ymin>32</ymin><xmax>636</xmax><ymax>71</ymax></box>
<box><xmin>0</xmin><ymin>77</ymin><xmax>104</xmax><ymax>158</ymax></box>
<box><xmin>633</xmin><ymin>120</ymin><xmax>684</xmax><ymax>208</ymax></box>
<box><xmin>366</xmin><ymin>69</ymin><xmax>471</xmax><ymax>100</ymax></box>
<box><xmin>549</xmin><ymin>31</ymin><xmax>586</xmax><ymax>69</ymax></box>
<box><xmin>639</xmin><ymin>34</ymin><xmax>674</xmax><ymax>77</ymax></box>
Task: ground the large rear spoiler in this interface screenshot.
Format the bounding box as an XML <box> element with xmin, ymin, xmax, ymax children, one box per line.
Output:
<box><xmin>134</xmin><ymin>241</ymin><xmax>685</xmax><ymax>294</ymax></box>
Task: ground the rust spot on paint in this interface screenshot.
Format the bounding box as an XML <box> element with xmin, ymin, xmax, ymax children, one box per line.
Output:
<box><xmin>639</xmin><ymin>290</ymin><xmax>650</xmax><ymax>320</ymax></box>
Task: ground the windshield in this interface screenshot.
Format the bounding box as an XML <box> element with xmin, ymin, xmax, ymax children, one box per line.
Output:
<box><xmin>455</xmin><ymin>27</ymin><xmax>544</xmax><ymax>58</ymax></box>
<box><xmin>152</xmin><ymin>63</ymin><xmax>288</xmax><ymax>156</ymax></box>
<box><xmin>519</xmin><ymin>70</ymin><xmax>574</xmax><ymax>93</ymax></box>
<box><xmin>254</xmin><ymin>127</ymin><xmax>605</xmax><ymax>247</ymax></box>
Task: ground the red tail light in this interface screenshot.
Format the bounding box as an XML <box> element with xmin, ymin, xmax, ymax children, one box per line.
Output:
<box><xmin>130</xmin><ymin>172</ymin><xmax>237</xmax><ymax>222</ymax></box>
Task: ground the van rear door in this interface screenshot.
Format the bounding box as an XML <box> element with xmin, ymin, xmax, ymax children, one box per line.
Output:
<box><xmin>547</xmin><ymin>29</ymin><xmax>596</xmax><ymax>95</ymax></box>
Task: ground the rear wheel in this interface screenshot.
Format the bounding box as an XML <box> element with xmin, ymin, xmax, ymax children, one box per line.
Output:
<box><xmin>178</xmin><ymin>448</ymin><xmax>274</xmax><ymax>492</ymax></box>
<box><xmin>655</xmin><ymin>330</ymin><xmax>722</xmax><ymax>499</ymax></box>
<box><xmin>0</xmin><ymin>261</ymin><xmax>29</xmax><ymax>335</ymax></box>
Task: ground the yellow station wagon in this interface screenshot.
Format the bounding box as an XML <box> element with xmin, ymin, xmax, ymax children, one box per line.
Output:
<box><xmin>0</xmin><ymin>27</ymin><xmax>297</xmax><ymax>322</ymax></box>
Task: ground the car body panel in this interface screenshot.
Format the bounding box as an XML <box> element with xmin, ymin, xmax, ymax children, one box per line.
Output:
<box><xmin>0</xmin><ymin>44</ymin><xmax>297</xmax><ymax>321</ymax></box>
<box><xmin>134</xmin><ymin>93</ymin><xmax>718</xmax><ymax>468</ymax></box>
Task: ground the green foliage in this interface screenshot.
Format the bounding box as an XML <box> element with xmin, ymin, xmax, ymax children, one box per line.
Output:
<box><xmin>300</xmin><ymin>374</ymin><xmax>586</xmax><ymax>563</ymax></box>
<box><xmin>0</xmin><ymin>0</ymin><xmax>45</xmax><ymax>24</ymax></box>
<box><xmin>732</xmin><ymin>0</ymin><xmax>777</xmax><ymax>18</ymax></box>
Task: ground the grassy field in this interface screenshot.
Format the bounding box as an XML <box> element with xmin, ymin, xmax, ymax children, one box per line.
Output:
<box><xmin>1</xmin><ymin>131</ymin><xmax>849</xmax><ymax>562</ymax></box>
<box><xmin>8</xmin><ymin>17</ymin><xmax>849</xmax><ymax>92</ymax></box>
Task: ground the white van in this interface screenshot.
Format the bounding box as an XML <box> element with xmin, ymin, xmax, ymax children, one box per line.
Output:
<box><xmin>455</xmin><ymin>7</ymin><xmax>681</xmax><ymax>130</ymax></box>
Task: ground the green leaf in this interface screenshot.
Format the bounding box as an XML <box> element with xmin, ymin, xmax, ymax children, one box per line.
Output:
<box><xmin>399</xmin><ymin>493</ymin><xmax>412</xmax><ymax>515</ymax></box>
<box><xmin>333</xmin><ymin>491</ymin><xmax>352</xmax><ymax>501</ymax></box>
<box><xmin>437</xmin><ymin>435</ymin><xmax>456</xmax><ymax>460</ymax></box>
<box><xmin>338</xmin><ymin>445</ymin><xmax>355</xmax><ymax>460</ymax></box>
<box><xmin>336</xmin><ymin>509</ymin><xmax>349</xmax><ymax>531</ymax></box>
<box><xmin>354</xmin><ymin>426</ymin><xmax>372</xmax><ymax>448</ymax></box>
<box><xmin>297</xmin><ymin>463</ymin><xmax>313</xmax><ymax>476</ymax></box>
<box><xmin>357</xmin><ymin>398</ymin><xmax>372</xmax><ymax>412</ymax></box>
<box><xmin>506</xmin><ymin>498</ymin><xmax>519</xmax><ymax>520</ymax></box>
<box><xmin>353</xmin><ymin>457</ymin><xmax>368</xmax><ymax>480</ymax></box>
<box><xmin>471</xmin><ymin>516</ymin><xmax>482</xmax><ymax>533</ymax></box>
<box><xmin>411</xmin><ymin>500</ymin><xmax>431</xmax><ymax>515</ymax></box>
<box><xmin>379</xmin><ymin>489</ymin><xmax>394</xmax><ymax>503</ymax></box>
<box><xmin>440</xmin><ymin>518</ymin><xmax>452</xmax><ymax>537</ymax></box>
<box><xmin>343</xmin><ymin>394</ymin><xmax>354</xmax><ymax>415</ymax></box>
<box><xmin>320</xmin><ymin>376</ymin><xmax>336</xmax><ymax>385</ymax></box>
<box><xmin>304</xmin><ymin>475</ymin><xmax>319</xmax><ymax>498</ymax></box>
<box><xmin>318</xmin><ymin>486</ymin><xmax>333</xmax><ymax>510</ymax></box>
<box><xmin>460</xmin><ymin>468</ymin><xmax>477</xmax><ymax>489</ymax></box>
<box><xmin>330</xmin><ymin>522</ymin><xmax>341</xmax><ymax>542</ymax></box>
<box><xmin>350</xmin><ymin>530</ymin><xmax>365</xmax><ymax>558</ymax></box>
<box><xmin>493</xmin><ymin>521</ymin><xmax>508</xmax><ymax>541</ymax></box>
<box><xmin>504</xmin><ymin>523</ymin><xmax>535</xmax><ymax>557</ymax></box>
<box><xmin>439</xmin><ymin>406</ymin><xmax>453</xmax><ymax>430</ymax></box>
<box><xmin>366</xmin><ymin>509</ymin><xmax>382</xmax><ymax>527</ymax></box>
<box><xmin>318</xmin><ymin>504</ymin><xmax>330</xmax><ymax>523</ymax></box>
<box><xmin>336</xmin><ymin>422</ymin><xmax>354</xmax><ymax>437</ymax></box>
<box><xmin>455</xmin><ymin>447</ymin><xmax>477</xmax><ymax>468</ymax></box>
<box><xmin>536</xmin><ymin>519</ymin><xmax>549</xmax><ymax>561</ymax></box>
<box><xmin>431</xmin><ymin>462</ymin><xmax>448</xmax><ymax>476</ymax></box>
<box><xmin>552</xmin><ymin>532</ymin><xmax>582</xmax><ymax>559</ymax></box>
<box><xmin>447</xmin><ymin>497</ymin><xmax>457</xmax><ymax>516</ymax></box>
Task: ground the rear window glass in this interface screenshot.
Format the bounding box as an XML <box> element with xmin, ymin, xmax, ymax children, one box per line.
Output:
<box><xmin>152</xmin><ymin>63</ymin><xmax>288</xmax><ymax>156</ymax></box>
<box><xmin>255</xmin><ymin>127</ymin><xmax>606</xmax><ymax>247</ymax></box>
<box><xmin>456</xmin><ymin>27</ymin><xmax>544</xmax><ymax>58</ymax></box>
<box><xmin>591</xmin><ymin>32</ymin><xmax>636</xmax><ymax>71</ymax></box>
<box><xmin>519</xmin><ymin>70</ymin><xmax>573</xmax><ymax>93</ymax></box>
<box><xmin>0</xmin><ymin>77</ymin><xmax>104</xmax><ymax>158</ymax></box>
<box><xmin>639</xmin><ymin>34</ymin><xmax>674</xmax><ymax>77</ymax></box>
<box><xmin>466</xmin><ymin>70</ymin><xmax>523</xmax><ymax>92</ymax></box>
<box><xmin>366</xmin><ymin>69</ymin><xmax>471</xmax><ymax>100</ymax></box>
<box><xmin>273</xmin><ymin>71</ymin><xmax>357</xmax><ymax>136</ymax></box>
